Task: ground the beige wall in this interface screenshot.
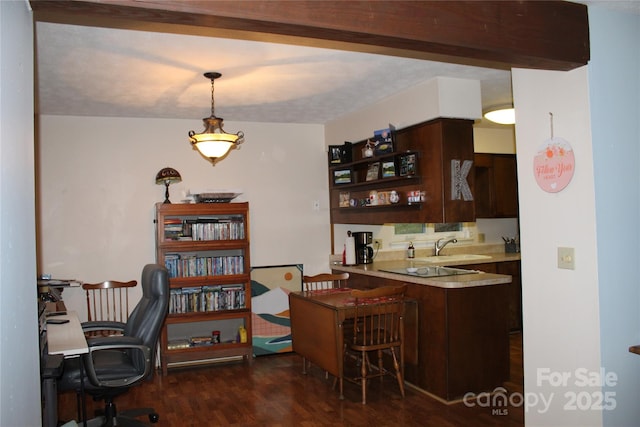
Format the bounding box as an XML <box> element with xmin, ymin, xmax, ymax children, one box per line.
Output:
<box><xmin>325</xmin><ymin>76</ymin><xmax>482</xmax><ymax>146</ymax></box>
<box><xmin>474</xmin><ymin>126</ymin><xmax>516</xmax><ymax>154</ymax></box>
<box><xmin>513</xmin><ymin>66</ymin><xmax>601</xmax><ymax>426</ymax></box>
<box><xmin>38</xmin><ymin>116</ymin><xmax>330</xmax><ymax>320</ymax></box>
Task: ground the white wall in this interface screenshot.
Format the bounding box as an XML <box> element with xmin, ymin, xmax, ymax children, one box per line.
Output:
<box><xmin>513</xmin><ymin>67</ymin><xmax>602</xmax><ymax>426</ymax></box>
<box><xmin>38</xmin><ymin>116</ymin><xmax>330</xmax><ymax>321</ymax></box>
<box><xmin>589</xmin><ymin>6</ymin><xmax>640</xmax><ymax>427</ymax></box>
<box><xmin>0</xmin><ymin>2</ymin><xmax>40</xmax><ymax>426</ymax></box>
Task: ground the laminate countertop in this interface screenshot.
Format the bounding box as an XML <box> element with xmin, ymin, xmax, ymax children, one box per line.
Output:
<box><xmin>332</xmin><ymin>252</ymin><xmax>520</xmax><ymax>289</ymax></box>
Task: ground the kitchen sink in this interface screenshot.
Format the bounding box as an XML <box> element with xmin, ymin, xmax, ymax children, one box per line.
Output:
<box><xmin>380</xmin><ymin>265</ymin><xmax>479</xmax><ymax>278</ymax></box>
<box><xmin>410</xmin><ymin>254</ymin><xmax>492</xmax><ymax>263</ymax></box>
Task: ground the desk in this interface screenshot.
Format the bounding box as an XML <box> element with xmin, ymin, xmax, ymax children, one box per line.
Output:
<box><xmin>47</xmin><ymin>312</ymin><xmax>88</xmax><ymax>356</ymax></box>
<box><xmin>289</xmin><ymin>288</ymin><xmax>416</xmax><ymax>400</ymax></box>
<box><xmin>44</xmin><ymin>311</ymin><xmax>88</xmax><ymax>427</ymax></box>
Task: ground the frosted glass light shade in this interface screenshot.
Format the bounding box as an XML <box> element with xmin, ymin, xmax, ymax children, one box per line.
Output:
<box><xmin>484</xmin><ymin>107</ymin><xmax>515</xmax><ymax>125</ymax></box>
<box><xmin>189</xmin><ymin>116</ymin><xmax>244</xmax><ymax>164</ymax></box>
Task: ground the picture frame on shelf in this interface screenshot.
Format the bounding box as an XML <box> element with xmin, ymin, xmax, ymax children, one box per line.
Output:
<box><xmin>339</xmin><ymin>191</ymin><xmax>350</xmax><ymax>207</ymax></box>
<box><xmin>373</xmin><ymin>124</ymin><xmax>396</xmax><ymax>155</ymax></box>
<box><xmin>382</xmin><ymin>160</ymin><xmax>396</xmax><ymax>178</ymax></box>
<box><xmin>400</xmin><ymin>153</ymin><xmax>417</xmax><ymax>176</ymax></box>
<box><xmin>328</xmin><ymin>142</ymin><xmax>353</xmax><ymax>165</ymax></box>
<box><xmin>328</xmin><ymin>145</ymin><xmax>344</xmax><ymax>165</ymax></box>
<box><xmin>366</xmin><ymin>162</ymin><xmax>380</xmax><ymax>181</ymax></box>
<box><xmin>373</xmin><ymin>128</ymin><xmax>392</xmax><ymax>143</ymax></box>
<box><xmin>333</xmin><ymin>169</ymin><xmax>352</xmax><ymax>185</ymax></box>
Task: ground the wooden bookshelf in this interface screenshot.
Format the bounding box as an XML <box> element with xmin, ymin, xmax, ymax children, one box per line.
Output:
<box><xmin>155</xmin><ymin>202</ymin><xmax>252</xmax><ymax>375</ymax></box>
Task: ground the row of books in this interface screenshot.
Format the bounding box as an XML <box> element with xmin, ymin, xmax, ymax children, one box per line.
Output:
<box><xmin>164</xmin><ymin>254</ymin><xmax>244</xmax><ymax>278</ymax></box>
<box><xmin>166</xmin><ymin>336</ymin><xmax>226</xmax><ymax>350</ymax></box>
<box><xmin>169</xmin><ymin>284</ymin><xmax>246</xmax><ymax>314</ymax></box>
<box><xmin>163</xmin><ymin>217</ymin><xmax>245</xmax><ymax>241</ymax></box>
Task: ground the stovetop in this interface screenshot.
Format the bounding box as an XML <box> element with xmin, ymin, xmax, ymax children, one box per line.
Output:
<box><xmin>379</xmin><ymin>266</ymin><xmax>479</xmax><ymax>278</ymax></box>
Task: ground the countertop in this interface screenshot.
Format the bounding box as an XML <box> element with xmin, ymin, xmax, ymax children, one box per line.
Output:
<box><xmin>332</xmin><ymin>251</ymin><xmax>520</xmax><ymax>289</ymax></box>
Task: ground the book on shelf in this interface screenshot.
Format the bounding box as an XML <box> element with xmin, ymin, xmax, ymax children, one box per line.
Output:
<box><xmin>167</xmin><ymin>339</ymin><xmax>190</xmax><ymax>350</ymax></box>
<box><xmin>190</xmin><ymin>336</ymin><xmax>213</xmax><ymax>346</ymax></box>
<box><xmin>164</xmin><ymin>253</ymin><xmax>245</xmax><ymax>278</ymax></box>
<box><xmin>169</xmin><ymin>284</ymin><xmax>246</xmax><ymax>314</ymax></box>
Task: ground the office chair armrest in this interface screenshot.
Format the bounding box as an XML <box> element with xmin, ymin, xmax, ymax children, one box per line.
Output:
<box><xmin>83</xmin><ymin>340</ymin><xmax>152</xmax><ymax>388</ymax></box>
<box><xmin>81</xmin><ymin>320</ymin><xmax>127</xmax><ymax>333</ymax></box>
<box><xmin>86</xmin><ymin>334</ymin><xmax>142</xmax><ymax>348</ymax></box>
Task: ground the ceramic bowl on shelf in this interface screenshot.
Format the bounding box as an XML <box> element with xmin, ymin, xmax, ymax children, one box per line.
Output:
<box><xmin>406</xmin><ymin>267</ymin><xmax>418</xmax><ymax>273</ymax></box>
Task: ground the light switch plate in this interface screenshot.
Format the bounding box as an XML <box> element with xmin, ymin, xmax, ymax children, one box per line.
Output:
<box><xmin>558</xmin><ymin>247</ymin><xmax>575</xmax><ymax>270</ymax></box>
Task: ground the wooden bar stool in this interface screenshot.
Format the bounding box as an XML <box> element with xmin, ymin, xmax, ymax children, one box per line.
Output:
<box><xmin>345</xmin><ymin>284</ymin><xmax>407</xmax><ymax>404</ymax></box>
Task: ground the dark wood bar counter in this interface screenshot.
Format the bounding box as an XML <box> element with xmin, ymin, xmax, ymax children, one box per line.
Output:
<box><xmin>332</xmin><ymin>261</ymin><xmax>512</xmax><ymax>402</ymax></box>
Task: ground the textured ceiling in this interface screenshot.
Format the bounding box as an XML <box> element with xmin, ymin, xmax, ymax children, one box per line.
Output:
<box><xmin>35</xmin><ymin>21</ymin><xmax>514</xmax><ymax>125</ymax></box>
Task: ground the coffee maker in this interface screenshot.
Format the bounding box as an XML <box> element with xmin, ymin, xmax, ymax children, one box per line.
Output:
<box><xmin>352</xmin><ymin>231</ymin><xmax>374</xmax><ymax>264</ymax></box>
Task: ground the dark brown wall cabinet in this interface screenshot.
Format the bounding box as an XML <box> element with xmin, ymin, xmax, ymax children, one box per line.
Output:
<box><xmin>474</xmin><ymin>153</ymin><xmax>519</xmax><ymax>218</ymax></box>
<box><xmin>329</xmin><ymin>118</ymin><xmax>475</xmax><ymax>225</ymax></box>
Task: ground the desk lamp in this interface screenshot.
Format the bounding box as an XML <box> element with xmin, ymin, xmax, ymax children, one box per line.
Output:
<box><xmin>155</xmin><ymin>167</ymin><xmax>182</xmax><ymax>204</ymax></box>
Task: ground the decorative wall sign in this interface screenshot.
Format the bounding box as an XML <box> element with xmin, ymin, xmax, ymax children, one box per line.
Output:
<box><xmin>533</xmin><ymin>113</ymin><xmax>575</xmax><ymax>193</ymax></box>
<box><xmin>533</xmin><ymin>137</ymin><xmax>575</xmax><ymax>192</ymax></box>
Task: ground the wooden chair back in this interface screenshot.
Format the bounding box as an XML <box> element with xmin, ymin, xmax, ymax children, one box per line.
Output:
<box><xmin>83</xmin><ymin>280</ymin><xmax>137</xmax><ymax>335</ymax></box>
<box><xmin>348</xmin><ymin>284</ymin><xmax>407</xmax><ymax>404</ymax></box>
<box><xmin>303</xmin><ymin>273</ymin><xmax>349</xmax><ymax>291</ymax></box>
<box><xmin>350</xmin><ymin>285</ymin><xmax>406</xmax><ymax>348</ymax></box>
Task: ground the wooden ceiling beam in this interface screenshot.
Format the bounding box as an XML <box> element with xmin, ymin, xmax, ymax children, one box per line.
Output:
<box><xmin>30</xmin><ymin>0</ymin><xmax>589</xmax><ymax>71</ymax></box>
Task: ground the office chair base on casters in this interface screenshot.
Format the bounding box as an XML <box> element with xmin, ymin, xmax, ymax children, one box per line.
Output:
<box><xmin>77</xmin><ymin>411</ymin><xmax>159</xmax><ymax>427</ymax></box>
<box><xmin>79</xmin><ymin>396</ymin><xmax>159</xmax><ymax>426</ymax></box>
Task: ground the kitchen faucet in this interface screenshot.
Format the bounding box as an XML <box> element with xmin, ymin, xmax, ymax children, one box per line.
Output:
<box><xmin>435</xmin><ymin>237</ymin><xmax>457</xmax><ymax>256</ymax></box>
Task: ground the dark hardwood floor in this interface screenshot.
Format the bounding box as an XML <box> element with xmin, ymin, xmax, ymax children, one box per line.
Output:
<box><xmin>58</xmin><ymin>333</ymin><xmax>524</xmax><ymax>426</ymax></box>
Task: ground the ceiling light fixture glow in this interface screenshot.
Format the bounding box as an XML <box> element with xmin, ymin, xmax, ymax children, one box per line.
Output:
<box><xmin>189</xmin><ymin>72</ymin><xmax>244</xmax><ymax>166</ymax></box>
<box><xmin>484</xmin><ymin>106</ymin><xmax>515</xmax><ymax>125</ymax></box>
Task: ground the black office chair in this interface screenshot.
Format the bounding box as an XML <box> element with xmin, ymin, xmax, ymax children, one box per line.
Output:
<box><xmin>59</xmin><ymin>264</ymin><xmax>170</xmax><ymax>427</ymax></box>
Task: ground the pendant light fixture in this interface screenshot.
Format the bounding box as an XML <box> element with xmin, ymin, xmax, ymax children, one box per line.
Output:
<box><xmin>189</xmin><ymin>72</ymin><xmax>244</xmax><ymax>166</ymax></box>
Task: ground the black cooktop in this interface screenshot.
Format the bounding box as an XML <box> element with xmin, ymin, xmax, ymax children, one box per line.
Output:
<box><xmin>379</xmin><ymin>266</ymin><xmax>479</xmax><ymax>278</ymax></box>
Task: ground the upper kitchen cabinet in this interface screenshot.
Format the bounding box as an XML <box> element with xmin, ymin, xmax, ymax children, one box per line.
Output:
<box><xmin>474</xmin><ymin>153</ymin><xmax>519</xmax><ymax>218</ymax></box>
<box><xmin>329</xmin><ymin>118</ymin><xmax>475</xmax><ymax>225</ymax></box>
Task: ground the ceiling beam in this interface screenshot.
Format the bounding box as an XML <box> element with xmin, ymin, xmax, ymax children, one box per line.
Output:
<box><xmin>30</xmin><ymin>0</ymin><xmax>589</xmax><ymax>71</ymax></box>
